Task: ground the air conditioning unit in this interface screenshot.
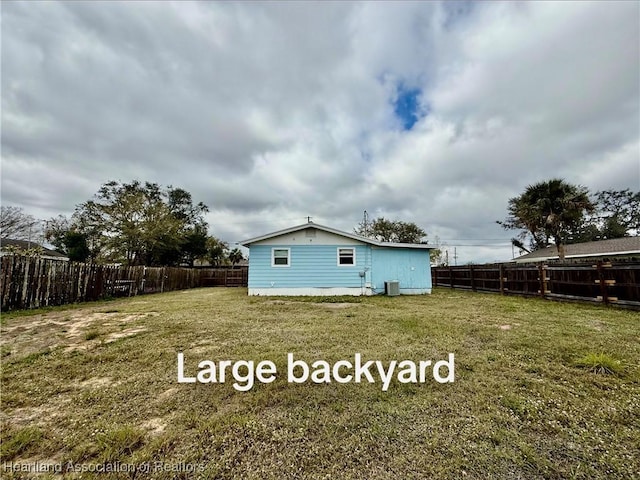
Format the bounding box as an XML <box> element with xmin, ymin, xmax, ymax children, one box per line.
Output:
<box><xmin>385</xmin><ymin>281</ymin><xmax>400</xmax><ymax>296</ymax></box>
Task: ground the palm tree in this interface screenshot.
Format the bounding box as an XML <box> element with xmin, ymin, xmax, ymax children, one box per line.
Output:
<box><xmin>500</xmin><ymin>179</ymin><xmax>594</xmax><ymax>260</ymax></box>
<box><xmin>228</xmin><ymin>248</ymin><xmax>244</xmax><ymax>265</ymax></box>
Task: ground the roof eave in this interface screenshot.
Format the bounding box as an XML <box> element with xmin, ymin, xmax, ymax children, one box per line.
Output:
<box><xmin>239</xmin><ymin>222</ymin><xmax>374</xmax><ymax>247</ymax></box>
<box><xmin>374</xmin><ymin>242</ymin><xmax>433</xmax><ymax>250</ymax></box>
<box><xmin>515</xmin><ymin>249</ymin><xmax>640</xmax><ymax>263</ymax></box>
<box><xmin>240</xmin><ymin>223</ymin><xmax>433</xmax><ymax>249</ymax></box>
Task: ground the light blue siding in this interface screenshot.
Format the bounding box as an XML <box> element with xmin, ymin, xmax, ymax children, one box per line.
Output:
<box><xmin>248</xmin><ymin>244</ymin><xmax>371</xmax><ymax>289</ymax></box>
<box><xmin>370</xmin><ymin>247</ymin><xmax>432</xmax><ymax>294</ymax></box>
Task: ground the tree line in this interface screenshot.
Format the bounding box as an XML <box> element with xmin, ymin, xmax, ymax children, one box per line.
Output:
<box><xmin>498</xmin><ymin>179</ymin><xmax>638</xmax><ymax>260</ymax></box>
<box><xmin>2</xmin><ymin>178</ymin><xmax>637</xmax><ymax>266</ymax></box>
<box><xmin>1</xmin><ymin>181</ymin><xmax>244</xmax><ymax>266</ymax></box>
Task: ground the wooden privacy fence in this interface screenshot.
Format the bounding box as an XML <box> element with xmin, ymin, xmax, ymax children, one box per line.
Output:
<box><xmin>199</xmin><ymin>267</ymin><xmax>248</xmax><ymax>287</ymax></box>
<box><xmin>0</xmin><ymin>256</ymin><xmax>249</xmax><ymax>311</ymax></box>
<box><xmin>432</xmin><ymin>261</ymin><xmax>640</xmax><ymax>309</ymax></box>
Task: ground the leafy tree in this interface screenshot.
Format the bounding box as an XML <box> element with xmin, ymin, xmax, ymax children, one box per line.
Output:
<box><xmin>1</xmin><ymin>206</ymin><xmax>39</xmax><ymax>240</ymax></box>
<box><xmin>355</xmin><ymin>217</ymin><xmax>427</xmax><ymax>243</ymax></box>
<box><xmin>568</xmin><ymin>189</ymin><xmax>640</xmax><ymax>243</ymax></box>
<box><xmin>181</xmin><ymin>226</ymin><xmax>209</xmax><ymax>267</ymax></box>
<box><xmin>498</xmin><ymin>179</ymin><xmax>594</xmax><ymax>260</ymax></box>
<box><xmin>62</xmin><ymin>231</ymin><xmax>91</xmax><ymax>262</ymax></box>
<box><xmin>46</xmin><ymin>215</ymin><xmax>101</xmax><ymax>262</ymax></box>
<box><xmin>595</xmin><ymin>189</ymin><xmax>640</xmax><ymax>233</ymax></box>
<box><xmin>428</xmin><ymin>236</ymin><xmax>446</xmax><ymax>266</ymax></box>
<box><xmin>45</xmin><ymin>216</ymin><xmax>90</xmax><ymax>261</ymax></box>
<box><xmin>355</xmin><ymin>216</ymin><xmax>440</xmax><ymax>262</ymax></box>
<box><xmin>205</xmin><ymin>236</ymin><xmax>229</xmax><ymax>265</ymax></box>
<box><xmin>73</xmin><ymin>181</ymin><xmax>209</xmax><ymax>266</ymax></box>
<box><xmin>228</xmin><ymin>248</ymin><xmax>245</xmax><ymax>265</ymax></box>
<box><xmin>45</xmin><ymin>215</ymin><xmax>71</xmax><ymax>252</ymax></box>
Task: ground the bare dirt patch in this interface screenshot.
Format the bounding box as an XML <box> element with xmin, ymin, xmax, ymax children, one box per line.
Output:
<box><xmin>157</xmin><ymin>388</ymin><xmax>179</xmax><ymax>401</ymax></box>
<box><xmin>263</xmin><ymin>300</ymin><xmax>363</xmax><ymax>309</ymax></box>
<box><xmin>104</xmin><ymin>326</ymin><xmax>148</xmax><ymax>343</ymax></box>
<box><xmin>2</xmin><ymin>396</ymin><xmax>72</xmax><ymax>428</ymax></box>
<box><xmin>313</xmin><ymin>302</ymin><xmax>360</xmax><ymax>309</ymax></box>
<box><xmin>141</xmin><ymin>417</ymin><xmax>166</xmax><ymax>436</ymax></box>
<box><xmin>78</xmin><ymin>377</ymin><xmax>119</xmax><ymax>389</ymax></box>
<box><xmin>1</xmin><ymin>310</ymin><xmax>158</xmax><ymax>359</ymax></box>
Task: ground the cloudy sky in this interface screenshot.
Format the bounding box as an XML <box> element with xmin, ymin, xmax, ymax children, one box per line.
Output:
<box><xmin>2</xmin><ymin>1</ymin><xmax>639</xmax><ymax>263</ymax></box>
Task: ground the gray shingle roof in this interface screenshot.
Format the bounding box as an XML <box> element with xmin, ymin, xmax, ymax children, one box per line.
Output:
<box><xmin>0</xmin><ymin>238</ymin><xmax>68</xmax><ymax>258</ymax></box>
<box><xmin>514</xmin><ymin>237</ymin><xmax>640</xmax><ymax>262</ymax></box>
<box><xmin>240</xmin><ymin>222</ymin><xmax>433</xmax><ymax>249</ymax></box>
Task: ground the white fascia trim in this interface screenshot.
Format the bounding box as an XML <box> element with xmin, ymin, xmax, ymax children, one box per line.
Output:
<box><xmin>565</xmin><ymin>250</ymin><xmax>640</xmax><ymax>259</ymax></box>
<box><xmin>241</xmin><ymin>223</ymin><xmax>372</xmax><ymax>246</ymax></box>
<box><xmin>515</xmin><ymin>249</ymin><xmax>640</xmax><ymax>263</ymax></box>
<box><xmin>374</xmin><ymin>243</ymin><xmax>433</xmax><ymax>250</ymax></box>
<box><xmin>240</xmin><ymin>222</ymin><xmax>434</xmax><ymax>249</ymax></box>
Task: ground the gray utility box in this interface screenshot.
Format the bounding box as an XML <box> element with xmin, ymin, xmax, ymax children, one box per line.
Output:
<box><xmin>385</xmin><ymin>281</ymin><xmax>400</xmax><ymax>296</ymax></box>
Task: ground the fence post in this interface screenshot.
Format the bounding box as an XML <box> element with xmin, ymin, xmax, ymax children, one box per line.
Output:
<box><xmin>470</xmin><ymin>265</ymin><xmax>476</xmax><ymax>292</ymax></box>
<box><xmin>499</xmin><ymin>264</ymin><xmax>505</xmax><ymax>294</ymax></box>
<box><xmin>538</xmin><ymin>264</ymin><xmax>545</xmax><ymax>298</ymax></box>
<box><xmin>449</xmin><ymin>266</ymin><xmax>454</xmax><ymax>289</ymax></box>
<box><xmin>596</xmin><ymin>261</ymin><xmax>609</xmax><ymax>306</ymax></box>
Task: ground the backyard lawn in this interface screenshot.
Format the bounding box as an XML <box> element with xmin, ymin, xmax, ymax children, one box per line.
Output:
<box><xmin>1</xmin><ymin>288</ymin><xmax>638</xmax><ymax>479</ymax></box>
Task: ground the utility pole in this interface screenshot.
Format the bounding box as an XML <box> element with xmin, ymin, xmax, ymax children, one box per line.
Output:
<box><xmin>363</xmin><ymin>210</ymin><xmax>369</xmax><ymax>236</ymax></box>
<box><xmin>453</xmin><ymin>247</ymin><xmax>458</xmax><ymax>266</ymax></box>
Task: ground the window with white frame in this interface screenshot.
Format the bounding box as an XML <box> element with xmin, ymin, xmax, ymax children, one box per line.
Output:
<box><xmin>272</xmin><ymin>248</ymin><xmax>290</xmax><ymax>267</ymax></box>
<box><xmin>338</xmin><ymin>247</ymin><xmax>355</xmax><ymax>266</ymax></box>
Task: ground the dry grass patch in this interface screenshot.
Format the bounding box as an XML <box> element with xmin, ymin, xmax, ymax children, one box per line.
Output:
<box><xmin>1</xmin><ymin>309</ymin><xmax>157</xmax><ymax>357</ymax></box>
<box><xmin>1</xmin><ymin>288</ymin><xmax>639</xmax><ymax>479</ymax></box>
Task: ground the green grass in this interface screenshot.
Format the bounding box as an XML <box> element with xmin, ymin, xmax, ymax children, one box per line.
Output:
<box><xmin>1</xmin><ymin>288</ymin><xmax>639</xmax><ymax>479</ymax></box>
<box><xmin>575</xmin><ymin>352</ymin><xmax>624</xmax><ymax>376</ymax></box>
<box><xmin>0</xmin><ymin>426</ymin><xmax>44</xmax><ymax>459</ymax></box>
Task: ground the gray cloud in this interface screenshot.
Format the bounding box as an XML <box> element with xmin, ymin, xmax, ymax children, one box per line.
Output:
<box><xmin>2</xmin><ymin>1</ymin><xmax>638</xmax><ymax>264</ymax></box>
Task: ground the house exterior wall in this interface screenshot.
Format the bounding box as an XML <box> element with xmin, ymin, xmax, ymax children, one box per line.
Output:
<box><xmin>370</xmin><ymin>247</ymin><xmax>432</xmax><ymax>294</ymax></box>
<box><xmin>247</xmin><ymin>242</ymin><xmax>432</xmax><ymax>296</ymax></box>
<box><xmin>247</xmin><ymin>244</ymin><xmax>372</xmax><ymax>296</ymax></box>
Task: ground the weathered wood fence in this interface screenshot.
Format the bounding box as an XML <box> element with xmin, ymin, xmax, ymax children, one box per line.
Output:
<box><xmin>0</xmin><ymin>256</ymin><xmax>248</xmax><ymax>311</ymax></box>
<box><xmin>199</xmin><ymin>267</ymin><xmax>248</xmax><ymax>287</ymax></box>
<box><xmin>432</xmin><ymin>261</ymin><xmax>640</xmax><ymax>309</ymax></box>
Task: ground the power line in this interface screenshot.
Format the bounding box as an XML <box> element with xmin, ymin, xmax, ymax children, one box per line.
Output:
<box><xmin>441</xmin><ymin>244</ymin><xmax>512</xmax><ymax>247</ymax></box>
<box><xmin>439</xmin><ymin>238</ymin><xmax>514</xmax><ymax>241</ymax></box>
<box><xmin>206</xmin><ymin>216</ymin><xmax>310</xmax><ymax>226</ymax></box>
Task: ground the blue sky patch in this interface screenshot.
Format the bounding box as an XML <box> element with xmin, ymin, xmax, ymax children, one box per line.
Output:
<box><xmin>394</xmin><ymin>86</ymin><xmax>422</xmax><ymax>130</ymax></box>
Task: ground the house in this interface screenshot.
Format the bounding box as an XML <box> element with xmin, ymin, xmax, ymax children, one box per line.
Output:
<box><xmin>0</xmin><ymin>238</ymin><xmax>69</xmax><ymax>261</ymax></box>
<box><xmin>240</xmin><ymin>222</ymin><xmax>433</xmax><ymax>296</ymax></box>
<box><xmin>513</xmin><ymin>237</ymin><xmax>640</xmax><ymax>263</ymax></box>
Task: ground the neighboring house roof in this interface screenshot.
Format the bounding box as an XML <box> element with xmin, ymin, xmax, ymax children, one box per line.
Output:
<box><xmin>514</xmin><ymin>237</ymin><xmax>640</xmax><ymax>263</ymax></box>
<box><xmin>0</xmin><ymin>238</ymin><xmax>69</xmax><ymax>260</ymax></box>
<box><xmin>240</xmin><ymin>222</ymin><xmax>433</xmax><ymax>249</ymax></box>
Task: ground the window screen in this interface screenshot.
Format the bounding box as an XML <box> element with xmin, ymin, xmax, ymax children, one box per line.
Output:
<box><xmin>273</xmin><ymin>249</ymin><xmax>289</xmax><ymax>266</ymax></box>
<box><xmin>338</xmin><ymin>248</ymin><xmax>355</xmax><ymax>265</ymax></box>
